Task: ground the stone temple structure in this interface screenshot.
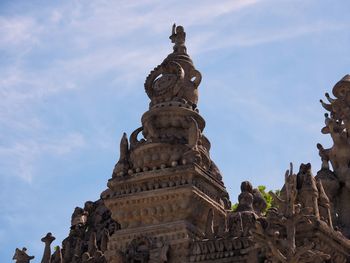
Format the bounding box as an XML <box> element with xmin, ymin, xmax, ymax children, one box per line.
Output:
<box><xmin>13</xmin><ymin>25</ymin><xmax>350</xmax><ymax>263</ymax></box>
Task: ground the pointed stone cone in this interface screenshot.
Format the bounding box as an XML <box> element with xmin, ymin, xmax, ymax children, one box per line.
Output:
<box><xmin>88</xmin><ymin>232</ymin><xmax>98</xmax><ymax>256</ymax></box>
<box><xmin>100</xmin><ymin>229</ymin><xmax>109</xmax><ymax>253</ymax></box>
<box><xmin>41</xmin><ymin>232</ymin><xmax>56</xmax><ymax>263</ymax></box>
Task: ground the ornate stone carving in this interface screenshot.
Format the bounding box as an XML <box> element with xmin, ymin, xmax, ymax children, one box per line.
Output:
<box><xmin>145</xmin><ymin>24</ymin><xmax>201</xmax><ymax>108</ymax></box>
<box><xmin>250</xmin><ymin>163</ymin><xmax>350</xmax><ymax>263</ymax></box>
<box><xmin>317</xmin><ymin>74</ymin><xmax>350</xmax><ymax>237</ymax></box>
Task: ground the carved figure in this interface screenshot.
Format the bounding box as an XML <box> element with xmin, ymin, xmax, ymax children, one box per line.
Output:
<box><xmin>316</xmin><ymin>143</ymin><xmax>330</xmax><ymax>170</ymax></box>
<box><xmin>297</xmin><ymin>163</ymin><xmax>319</xmax><ymax>218</ymax></box>
<box><xmin>169</xmin><ymin>23</ymin><xmax>186</xmax><ymax>53</ymax></box>
<box><xmin>236</xmin><ymin>181</ymin><xmax>254</xmax><ymax>212</ymax></box>
<box><xmin>13</xmin><ymin>248</ymin><xmax>35</xmax><ymax>263</ymax></box>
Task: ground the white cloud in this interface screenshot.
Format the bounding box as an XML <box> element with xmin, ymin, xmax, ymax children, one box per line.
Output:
<box><xmin>0</xmin><ymin>16</ymin><xmax>41</xmax><ymax>49</ymax></box>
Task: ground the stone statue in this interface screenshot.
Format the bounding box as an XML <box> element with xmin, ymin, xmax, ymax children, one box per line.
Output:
<box><xmin>316</xmin><ymin>143</ymin><xmax>330</xmax><ymax>170</ymax></box>
<box><xmin>169</xmin><ymin>23</ymin><xmax>186</xmax><ymax>53</ymax></box>
<box><xmin>13</xmin><ymin>247</ymin><xmax>35</xmax><ymax>263</ymax></box>
<box><xmin>297</xmin><ymin>163</ymin><xmax>320</xmax><ymax>218</ymax></box>
<box><xmin>236</xmin><ymin>181</ymin><xmax>254</xmax><ymax>212</ymax></box>
<box><xmin>228</xmin><ymin>181</ymin><xmax>258</xmax><ymax>238</ymax></box>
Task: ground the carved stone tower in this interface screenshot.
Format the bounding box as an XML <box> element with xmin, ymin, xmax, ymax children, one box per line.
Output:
<box><xmin>102</xmin><ymin>24</ymin><xmax>230</xmax><ymax>263</ymax></box>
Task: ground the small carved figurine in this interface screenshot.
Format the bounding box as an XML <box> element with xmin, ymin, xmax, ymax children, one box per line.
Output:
<box><xmin>169</xmin><ymin>23</ymin><xmax>186</xmax><ymax>53</ymax></box>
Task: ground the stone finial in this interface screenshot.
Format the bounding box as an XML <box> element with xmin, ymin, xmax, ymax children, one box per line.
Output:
<box><xmin>13</xmin><ymin>247</ymin><xmax>35</xmax><ymax>263</ymax></box>
<box><xmin>41</xmin><ymin>232</ymin><xmax>56</xmax><ymax>263</ymax></box>
<box><xmin>169</xmin><ymin>23</ymin><xmax>186</xmax><ymax>54</ymax></box>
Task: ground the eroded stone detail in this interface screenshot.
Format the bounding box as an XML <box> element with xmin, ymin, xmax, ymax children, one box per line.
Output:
<box><xmin>317</xmin><ymin>74</ymin><xmax>350</xmax><ymax>237</ymax></box>
<box><xmin>252</xmin><ymin>163</ymin><xmax>349</xmax><ymax>263</ymax></box>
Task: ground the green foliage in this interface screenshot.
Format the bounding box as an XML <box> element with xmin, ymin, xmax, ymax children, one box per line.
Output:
<box><xmin>231</xmin><ymin>202</ymin><xmax>238</xmax><ymax>212</ymax></box>
<box><xmin>231</xmin><ymin>185</ymin><xmax>280</xmax><ymax>213</ymax></box>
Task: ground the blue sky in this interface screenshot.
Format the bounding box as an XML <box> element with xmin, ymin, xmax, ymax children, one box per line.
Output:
<box><xmin>1</xmin><ymin>0</ymin><xmax>350</xmax><ymax>261</ymax></box>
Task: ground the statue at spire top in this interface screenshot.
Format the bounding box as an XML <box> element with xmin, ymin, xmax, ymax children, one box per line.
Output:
<box><xmin>169</xmin><ymin>23</ymin><xmax>187</xmax><ymax>53</ymax></box>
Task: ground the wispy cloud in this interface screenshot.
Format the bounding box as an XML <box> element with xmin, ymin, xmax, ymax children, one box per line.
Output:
<box><xmin>0</xmin><ymin>0</ymin><xmax>346</xmax><ymax>181</ymax></box>
<box><xmin>0</xmin><ymin>132</ymin><xmax>85</xmax><ymax>182</ymax></box>
<box><xmin>0</xmin><ymin>16</ymin><xmax>41</xmax><ymax>49</ymax></box>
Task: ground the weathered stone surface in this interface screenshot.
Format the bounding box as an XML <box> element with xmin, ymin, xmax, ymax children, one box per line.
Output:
<box><xmin>252</xmin><ymin>163</ymin><xmax>350</xmax><ymax>263</ymax></box>
<box><xmin>317</xmin><ymin>75</ymin><xmax>350</xmax><ymax>238</ymax></box>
